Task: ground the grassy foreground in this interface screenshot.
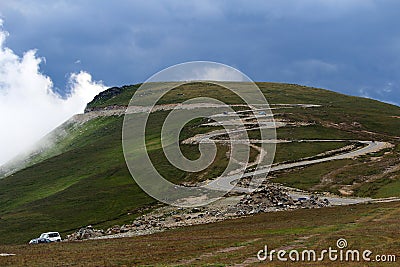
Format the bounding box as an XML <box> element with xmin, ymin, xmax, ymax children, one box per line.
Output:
<box><xmin>0</xmin><ymin>201</ymin><xmax>399</xmax><ymax>266</ymax></box>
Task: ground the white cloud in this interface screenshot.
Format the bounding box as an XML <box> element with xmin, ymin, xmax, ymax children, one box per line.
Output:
<box><xmin>0</xmin><ymin>20</ymin><xmax>106</xmax><ymax>165</ymax></box>
<box><xmin>358</xmin><ymin>83</ymin><xmax>399</xmax><ymax>106</ymax></box>
<box><xmin>150</xmin><ymin>62</ymin><xmax>248</xmax><ymax>82</ymax></box>
<box><xmin>282</xmin><ymin>59</ymin><xmax>338</xmax><ymax>80</ymax></box>
<box><xmin>381</xmin><ymin>82</ymin><xmax>393</xmax><ymax>93</ymax></box>
<box><xmin>192</xmin><ymin>66</ymin><xmax>247</xmax><ymax>81</ymax></box>
<box><xmin>295</xmin><ymin>59</ymin><xmax>338</xmax><ymax>73</ymax></box>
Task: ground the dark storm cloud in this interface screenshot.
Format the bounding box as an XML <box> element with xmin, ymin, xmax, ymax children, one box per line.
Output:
<box><xmin>0</xmin><ymin>0</ymin><xmax>399</xmax><ymax>105</ymax></box>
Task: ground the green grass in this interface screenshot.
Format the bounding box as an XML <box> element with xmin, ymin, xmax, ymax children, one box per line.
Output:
<box><xmin>276</xmin><ymin>124</ymin><xmax>359</xmax><ymax>140</ymax></box>
<box><xmin>217</xmin><ymin>125</ymin><xmax>358</xmax><ymax>147</ymax></box>
<box><xmin>272</xmin><ymin>160</ymin><xmax>354</xmax><ymax>192</ymax></box>
<box><xmin>355</xmin><ymin>175</ymin><xmax>400</xmax><ymax>198</ymax></box>
<box><xmin>375</xmin><ymin>178</ymin><xmax>400</xmax><ymax>197</ymax></box>
<box><xmin>274</xmin><ymin>141</ymin><xmax>352</xmax><ymax>163</ymax></box>
<box><xmin>155</xmin><ymin>82</ymin><xmax>245</xmax><ymax>105</ymax></box>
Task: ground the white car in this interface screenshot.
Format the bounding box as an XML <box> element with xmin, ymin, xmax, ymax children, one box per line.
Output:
<box><xmin>40</xmin><ymin>232</ymin><xmax>61</xmax><ymax>242</ymax></box>
<box><xmin>29</xmin><ymin>232</ymin><xmax>61</xmax><ymax>244</ymax></box>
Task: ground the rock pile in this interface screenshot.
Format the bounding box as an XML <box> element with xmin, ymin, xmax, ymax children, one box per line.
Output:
<box><xmin>230</xmin><ymin>186</ymin><xmax>292</xmax><ymax>215</ymax></box>
<box><xmin>231</xmin><ymin>186</ymin><xmax>329</xmax><ymax>215</ymax></box>
<box><xmin>66</xmin><ymin>225</ymin><xmax>104</xmax><ymax>241</ymax></box>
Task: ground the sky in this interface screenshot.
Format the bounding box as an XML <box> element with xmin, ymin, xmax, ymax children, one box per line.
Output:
<box><xmin>0</xmin><ymin>0</ymin><xmax>399</xmax><ymax>164</ymax></box>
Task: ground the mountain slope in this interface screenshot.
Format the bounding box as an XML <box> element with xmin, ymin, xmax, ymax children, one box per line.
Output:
<box><xmin>0</xmin><ymin>82</ymin><xmax>399</xmax><ymax>244</ymax></box>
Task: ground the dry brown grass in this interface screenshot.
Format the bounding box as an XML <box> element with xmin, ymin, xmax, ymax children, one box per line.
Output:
<box><xmin>0</xmin><ymin>201</ymin><xmax>399</xmax><ymax>266</ymax></box>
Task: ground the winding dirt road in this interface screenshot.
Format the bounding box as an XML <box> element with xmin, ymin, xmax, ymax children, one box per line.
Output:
<box><xmin>80</xmin><ymin>103</ymin><xmax>395</xmax><ymax>206</ymax></box>
<box><xmin>175</xmin><ymin>105</ymin><xmax>394</xmax><ymax>206</ymax></box>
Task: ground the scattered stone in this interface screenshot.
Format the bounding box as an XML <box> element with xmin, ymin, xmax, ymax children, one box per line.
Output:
<box><xmin>231</xmin><ymin>186</ymin><xmax>329</xmax><ymax>216</ymax></box>
<box><xmin>172</xmin><ymin>215</ymin><xmax>184</xmax><ymax>222</ymax></box>
<box><xmin>65</xmin><ymin>186</ymin><xmax>330</xmax><ymax>242</ymax></box>
<box><xmin>67</xmin><ymin>226</ymin><xmax>104</xmax><ymax>241</ymax></box>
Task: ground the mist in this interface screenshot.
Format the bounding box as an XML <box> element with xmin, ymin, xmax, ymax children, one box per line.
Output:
<box><xmin>0</xmin><ymin>21</ymin><xmax>107</xmax><ymax>166</ymax></box>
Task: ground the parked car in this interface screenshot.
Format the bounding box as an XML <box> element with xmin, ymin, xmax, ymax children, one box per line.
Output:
<box><xmin>29</xmin><ymin>232</ymin><xmax>61</xmax><ymax>244</ymax></box>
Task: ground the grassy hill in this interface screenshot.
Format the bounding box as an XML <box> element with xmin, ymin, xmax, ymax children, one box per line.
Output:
<box><xmin>0</xmin><ymin>82</ymin><xmax>399</xmax><ymax>245</ymax></box>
